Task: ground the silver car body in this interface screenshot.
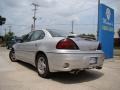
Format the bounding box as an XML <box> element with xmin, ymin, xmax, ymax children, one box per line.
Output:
<box><xmin>13</xmin><ymin>29</ymin><xmax>104</xmax><ymax>72</ymax></box>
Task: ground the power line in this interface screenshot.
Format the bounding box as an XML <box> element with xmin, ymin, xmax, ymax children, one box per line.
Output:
<box><xmin>70</xmin><ymin>0</ymin><xmax>119</xmax><ymax>14</ymax></box>
<box><xmin>3</xmin><ymin>22</ymin><xmax>120</xmax><ymax>28</ymax></box>
<box><xmin>4</xmin><ymin>24</ymin><xmax>29</xmax><ymax>27</ymax></box>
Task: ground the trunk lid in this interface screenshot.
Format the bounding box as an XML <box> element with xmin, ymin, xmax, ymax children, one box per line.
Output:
<box><xmin>70</xmin><ymin>37</ymin><xmax>99</xmax><ymax>51</ymax></box>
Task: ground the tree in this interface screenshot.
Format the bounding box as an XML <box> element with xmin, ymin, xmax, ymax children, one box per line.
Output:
<box><xmin>79</xmin><ymin>33</ymin><xmax>96</xmax><ymax>40</ymax></box>
<box><xmin>118</xmin><ymin>29</ymin><xmax>120</xmax><ymax>38</ymax></box>
<box><xmin>4</xmin><ymin>31</ymin><xmax>14</xmax><ymax>43</ymax></box>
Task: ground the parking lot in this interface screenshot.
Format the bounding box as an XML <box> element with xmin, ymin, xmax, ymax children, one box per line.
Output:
<box><xmin>0</xmin><ymin>47</ymin><xmax>120</xmax><ymax>90</ymax></box>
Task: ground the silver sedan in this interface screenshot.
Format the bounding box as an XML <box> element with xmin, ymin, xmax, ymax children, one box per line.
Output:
<box><xmin>9</xmin><ymin>29</ymin><xmax>104</xmax><ymax>78</ymax></box>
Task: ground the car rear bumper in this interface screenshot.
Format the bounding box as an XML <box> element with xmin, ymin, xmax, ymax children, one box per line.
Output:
<box><xmin>46</xmin><ymin>50</ymin><xmax>104</xmax><ymax>72</ymax></box>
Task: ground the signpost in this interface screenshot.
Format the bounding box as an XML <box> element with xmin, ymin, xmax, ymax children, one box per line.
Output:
<box><xmin>98</xmin><ymin>4</ymin><xmax>114</xmax><ymax>58</ymax></box>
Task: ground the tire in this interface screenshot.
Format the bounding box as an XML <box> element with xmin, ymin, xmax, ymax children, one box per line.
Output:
<box><xmin>36</xmin><ymin>54</ymin><xmax>50</xmax><ymax>78</ymax></box>
<box><xmin>9</xmin><ymin>49</ymin><xmax>17</xmax><ymax>62</ymax></box>
<box><xmin>6</xmin><ymin>46</ymin><xmax>9</xmax><ymax>49</ymax></box>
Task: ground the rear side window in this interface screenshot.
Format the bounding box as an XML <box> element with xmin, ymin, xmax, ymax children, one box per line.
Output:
<box><xmin>30</xmin><ymin>30</ymin><xmax>45</xmax><ymax>41</ymax></box>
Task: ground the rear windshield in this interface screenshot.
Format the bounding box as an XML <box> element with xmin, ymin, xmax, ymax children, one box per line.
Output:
<box><xmin>48</xmin><ymin>30</ymin><xmax>66</xmax><ymax>37</ymax></box>
<box><xmin>47</xmin><ymin>30</ymin><xmax>96</xmax><ymax>40</ymax></box>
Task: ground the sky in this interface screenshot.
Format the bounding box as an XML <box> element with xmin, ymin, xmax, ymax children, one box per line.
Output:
<box><xmin>0</xmin><ymin>0</ymin><xmax>120</xmax><ymax>37</ymax></box>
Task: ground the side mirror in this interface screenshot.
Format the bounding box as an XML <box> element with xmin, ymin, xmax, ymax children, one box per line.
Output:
<box><xmin>17</xmin><ymin>39</ymin><xmax>24</xmax><ymax>43</ymax></box>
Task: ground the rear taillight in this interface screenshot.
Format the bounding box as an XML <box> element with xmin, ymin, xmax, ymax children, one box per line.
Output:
<box><xmin>97</xmin><ymin>43</ymin><xmax>102</xmax><ymax>50</ymax></box>
<box><xmin>56</xmin><ymin>38</ymin><xmax>79</xmax><ymax>50</ymax></box>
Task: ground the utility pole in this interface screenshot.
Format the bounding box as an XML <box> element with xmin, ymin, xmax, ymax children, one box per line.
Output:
<box><xmin>31</xmin><ymin>24</ymin><xmax>34</xmax><ymax>31</ymax></box>
<box><xmin>4</xmin><ymin>28</ymin><xmax>7</xmax><ymax>36</ymax></box>
<box><xmin>32</xmin><ymin>3</ymin><xmax>40</xmax><ymax>31</ymax></box>
<box><xmin>71</xmin><ymin>20</ymin><xmax>74</xmax><ymax>34</ymax></box>
<box><xmin>97</xmin><ymin>0</ymin><xmax>100</xmax><ymax>40</ymax></box>
<box><xmin>8</xmin><ymin>25</ymin><xmax>12</xmax><ymax>32</ymax></box>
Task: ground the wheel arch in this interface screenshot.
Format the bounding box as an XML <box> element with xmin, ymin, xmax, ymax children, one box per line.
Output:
<box><xmin>35</xmin><ymin>51</ymin><xmax>48</xmax><ymax>67</ymax></box>
<box><xmin>11</xmin><ymin>48</ymin><xmax>14</xmax><ymax>51</ymax></box>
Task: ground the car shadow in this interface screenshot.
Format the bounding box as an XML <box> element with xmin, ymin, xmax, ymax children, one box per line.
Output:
<box><xmin>17</xmin><ymin>61</ymin><xmax>37</xmax><ymax>72</ymax></box>
<box><xmin>16</xmin><ymin>61</ymin><xmax>104</xmax><ymax>84</ymax></box>
<box><xmin>50</xmin><ymin>70</ymin><xmax>104</xmax><ymax>84</ymax></box>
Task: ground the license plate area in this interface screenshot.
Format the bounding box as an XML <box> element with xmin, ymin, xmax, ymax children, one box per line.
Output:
<box><xmin>89</xmin><ymin>57</ymin><xmax>97</xmax><ymax>65</ymax></box>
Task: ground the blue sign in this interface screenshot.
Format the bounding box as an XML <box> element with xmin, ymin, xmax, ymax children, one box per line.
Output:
<box><xmin>98</xmin><ymin>4</ymin><xmax>114</xmax><ymax>58</ymax></box>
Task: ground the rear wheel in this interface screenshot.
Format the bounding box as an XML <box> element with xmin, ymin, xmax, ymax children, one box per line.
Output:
<box><xmin>9</xmin><ymin>49</ymin><xmax>17</xmax><ymax>62</ymax></box>
<box><xmin>36</xmin><ymin>54</ymin><xmax>50</xmax><ymax>78</ymax></box>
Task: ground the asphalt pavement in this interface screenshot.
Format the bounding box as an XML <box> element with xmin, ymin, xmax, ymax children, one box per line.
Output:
<box><xmin>0</xmin><ymin>47</ymin><xmax>120</xmax><ymax>90</ymax></box>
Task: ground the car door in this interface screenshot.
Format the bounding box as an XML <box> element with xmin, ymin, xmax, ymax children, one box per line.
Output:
<box><xmin>18</xmin><ymin>30</ymin><xmax>45</xmax><ymax>65</ymax></box>
<box><xmin>15</xmin><ymin>32</ymin><xmax>34</xmax><ymax>61</ymax></box>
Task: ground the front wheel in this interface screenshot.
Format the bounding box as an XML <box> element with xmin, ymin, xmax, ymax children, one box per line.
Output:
<box><xmin>9</xmin><ymin>49</ymin><xmax>17</xmax><ymax>62</ymax></box>
<box><xmin>36</xmin><ymin>54</ymin><xmax>50</xmax><ymax>78</ymax></box>
<box><xmin>6</xmin><ymin>45</ymin><xmax>9</xmax><ymax>49</ymax></box>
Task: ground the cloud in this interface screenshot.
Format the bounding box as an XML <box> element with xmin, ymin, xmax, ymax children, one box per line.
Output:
<box><xmin>0</xmin><ymin>0</ymin><xmax>120</xmax><ymax>36</ymax></box>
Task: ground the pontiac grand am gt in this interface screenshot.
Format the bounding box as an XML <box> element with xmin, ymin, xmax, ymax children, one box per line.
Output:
<box><xmin>9</xmin><ymin>30</ymin><xmax>104</xmax><ymax>78</ymax></box>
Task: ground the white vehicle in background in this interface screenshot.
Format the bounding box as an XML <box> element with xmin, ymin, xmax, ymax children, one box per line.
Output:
<box><xmin>9</xmin><ymin>29</ymin><xmax>104</xmax><ymax>78</ymax></box>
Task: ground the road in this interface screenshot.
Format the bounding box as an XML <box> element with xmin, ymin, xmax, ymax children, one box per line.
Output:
<box><xmin>0</xmin><ymin>47</ymin><xmax>120</xmax><ymax>90</ymax></box>
<box><xmin>114</xmin><ymin>49</ymin><xmax>120</xmax><ymax>56</ymax></box>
